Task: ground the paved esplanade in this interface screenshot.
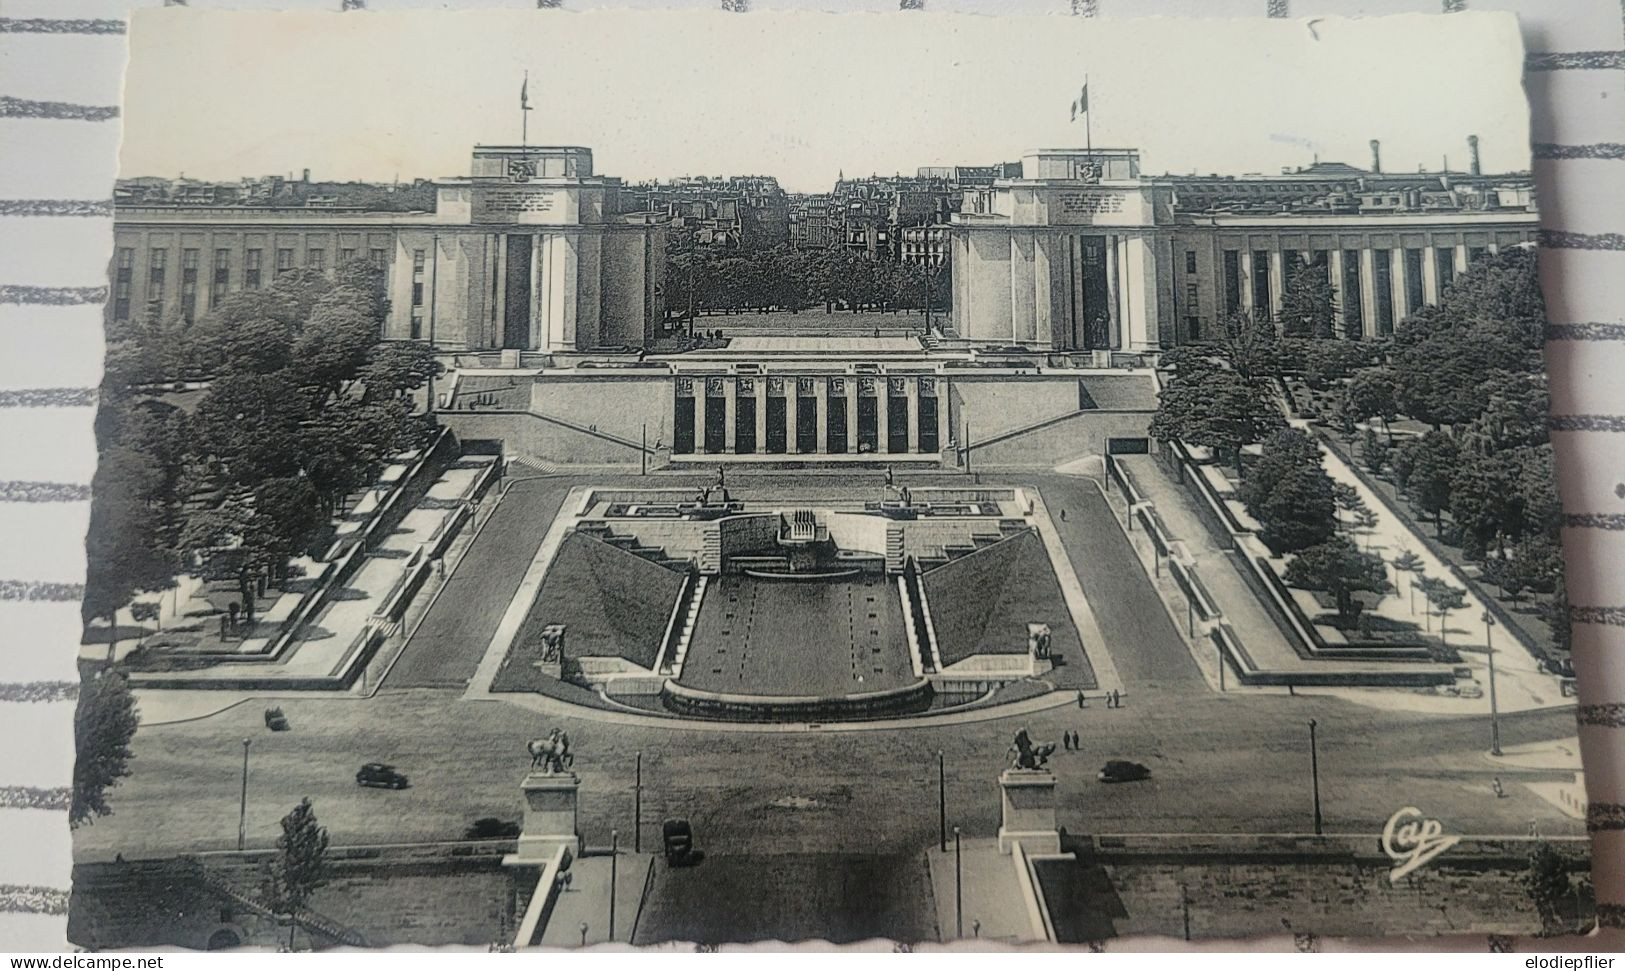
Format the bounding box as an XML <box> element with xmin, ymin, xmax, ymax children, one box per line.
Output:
<box><xmin>92</xmin><ymin>472</ymin><xmax>1583</xmax><ymax>942</ymax></box>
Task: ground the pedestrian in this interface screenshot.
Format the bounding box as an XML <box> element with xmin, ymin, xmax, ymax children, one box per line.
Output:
<box><xmin>1112</xmin><ymin>689</ymin><xmax>1121</xmax><ymax>709</ymax></box>
<box><xmin>1076</xmin><ymin>689</ymin><xmax>1086</xmax><ymax>709</ymax></box>
<box><xmin>1062</xmin><ymin>733</ymin><xmax>1072</xmax><ymax>751</ymax></box>
<box><xmin>1060</xmin><ymin>508</ymin><xmax>1067</xmax><ymax>522</ymax></box>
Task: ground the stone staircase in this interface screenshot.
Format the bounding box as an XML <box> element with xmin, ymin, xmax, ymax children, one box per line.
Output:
<box><xmin>914</xmin><ymin>520</ymin><xmax>1028</xmax><ymax>572</ymax></box>
<box><xmin>575</xmin><ymin>523</ymin><xmax>690</xmax><ymax>571</ymax></box>
<box><xmin>885</xmin><ymin>524</ymin><xmax>906</xmax><ymax>574</ymax></box>
<box><xmin>698</xmin><ymin>527</ymin><xmax>723</xmax><ymax>574</ymax></box>
<box><xmin>189</xmin><ymin>861</ymin><xmax>368</xmax><ymax>948</ymax></box>
<box><xmin>662</xmin><ymin>574</ymin><xmax>708</xmax><ymax>677</ymax></box>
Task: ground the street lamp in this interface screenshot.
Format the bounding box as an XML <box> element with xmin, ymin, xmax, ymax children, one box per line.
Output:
<box><xmin>238</xmin><ymin>738</ymin><xmax>251</xmax><ymax>851</ymax></box>
<box><xmin>1483</xmin><ymin>611</ymin><xmax>1502</xmax><ymax>757</ymax></box>
<box><xmin>937</xmin><ymin>750</ymin><xmax>947</xmax><ymax>853</ymax></box>
<box><xmin>1307</xmin><ymin>720</ymin><xmax>1323</xmax><ymax>837</ymax></box>
<box><xmin>609</xmin><ymin>829</ymin><xmax>618</xmax><ymax>942</ymax></box>
<box><xmin>953</xmin><ymin>826</ymin><xmax>963</xmax><ymax>940</ymax></box>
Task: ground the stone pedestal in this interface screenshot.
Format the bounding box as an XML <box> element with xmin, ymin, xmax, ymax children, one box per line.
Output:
<box><xmin>503</xmin><ymin>771</ymin><xmax>583</xmax><ymax>867</ymax></box>
<box><xmin>998</xmin><ymin>769</ymin><xmax>1060</xmax><ymax>855</ymax></box>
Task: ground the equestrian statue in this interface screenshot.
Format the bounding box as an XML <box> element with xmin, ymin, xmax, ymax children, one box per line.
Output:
<box><xmin>1009</xmin><ymin>726</ymin><xmax>1057</xmax><ymax>771</ymax></box>
<box><xmin>528</xmin><ymin>728</ymin><xmax>574</xmax><ymax>774</ymax></box>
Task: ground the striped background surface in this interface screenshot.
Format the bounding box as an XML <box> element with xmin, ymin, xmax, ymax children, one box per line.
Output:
<box><xmin>1</xmin><ymin>0</ymin><xmax>1621</xmax><ymax>952</ymax></box>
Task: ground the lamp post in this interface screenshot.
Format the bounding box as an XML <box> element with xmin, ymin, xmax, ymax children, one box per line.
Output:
<box><xmin>953</xmin><ymin>826</ymin><xmax>963</xmax><ymax>940</ymax></box>
<box><xmin>609</xmin><ymin>829</ymin><xmax>618</xmax><ymax>942</ymax></box>
<box><xmin>237</xmin><ymin>738</ymin><xmax>251</xmax><ymax>851</ymax></box>
<box><xmin>937</xmin><ymin>750</ymin><xmax>947</xmax><ymax>853</ymax></box>
<box><xmin>1483</xmin><ymin>611</ymin><xmax>1502</xmax><ymax>756</ymax></box>
<box><xmin>1307</xmin><ymin>720</ymin><xmax>1323</xmax><ymax>836</ymax></box>
<box><xmin>634</xmin><ymin>751</ymin><xmax>643</xmax><ymax>853</ymax></box>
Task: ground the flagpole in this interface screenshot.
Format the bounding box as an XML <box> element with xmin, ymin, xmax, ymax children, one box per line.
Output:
<box><xmin>521</xmin><ymin>70</ymin><xmax>529</xmax><ymax>150</ymax></box>
<box><xmin>1085</xmin><ymin>73</ymin><xmax>1092</xmax><ymax>159</ymax></box>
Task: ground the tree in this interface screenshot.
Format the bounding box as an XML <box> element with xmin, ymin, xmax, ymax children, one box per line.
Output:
<box><xmin>1278</xmin><ymin>261</ymin><xmax>1337</xmax><ymax>338</ymax></box>
<box><xmin>292</xmin><ymin>299</ymin><xmax>377</xmax><ymax>397</ymax></box>
<box><xmin>1392</xmin><ymin>550</ymin><xmax>1424</xmax><ymax>613</ymax></box>
<box><xmin>180</xmin><ymin>477</ymin><xmax>323</xmax><ymax>624</ymax></box>
<box><xmin>1448</xmin><ymin>450</ymin><xmax>1519</xmax><ymax>557</ymax></box>
<box><xmin>1362</xmin><ymin>426</ymin><xmax>1389</xmax><ymax>474</ymax></box>
<box><xmin>82</xmin><ymin>447</ymin><xmax>178</xmax><ymax>665</ymax></box>
<box><xmin>262</xmin><ymin>798</ymin><xmax>331</xmax><ymax>950</ymax></box>
<box><xmin>71</xmin><ymin>672</ymin><xmax>139</xmax><ymax>826</ymax></box>
<box><xmin>1257</xmin><ymin>463</ymin><xmax>1337</xmax><ymax>555</ymax></box>
<box><xmin>1284</xmin><ymin>536</ymin><xmax>1389</xmax><ymax>625</ymax></box>
<box><xmin>1524</xmin><ymin>842</ymin><xmax>1576</xmax><ymax>935</ymax></box>
<box><xmin>1394</xmin><ymin>431</ymin><xmax>1459</xmax><ymax>533</ymax></box>
<box><xmin>1151</xmin><ymin>366</ymin><xmax>1284</xmax><ymax>477</ymax></box>
<box><xmin>1343</xmin><ymin>368</ymin><xmax>1399</xmax><ymax>443</ymax></box>
<box><xmin>358</xmin><ymin>341</ymin><xmax>439</xmax><ymax>403</ymax></box>
<box><xmin>1216</xmin><ymin>312</ymin><xmax>1277</xmax><ymax>384</ymax></box>
<box><xmin>1239</xmin><ymin>428</ymin><xmax>1322</xmax><ymax>519</ymax></box>
<box><xmin>190</xmin><ymin>371</ymin><xmax>312</xmax><ymax>490</ymax></box>
<box><xmin>1425</xmin><ymin>582</ymin><xmax>1468</xmax><ymax>647</ymax></box>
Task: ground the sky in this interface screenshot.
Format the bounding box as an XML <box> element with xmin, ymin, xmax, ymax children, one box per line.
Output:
<box><xmin>120</xmin><ymin>9</ymin><xmax>1532</xmax><ymax>193</ymax></box>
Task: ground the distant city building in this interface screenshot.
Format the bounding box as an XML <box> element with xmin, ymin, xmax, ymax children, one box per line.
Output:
<box><xmin>788</xmin><ymin>193</ymin><xmax>836</xmax><ymax>250</ymax></box>
<box><xmin>618</xmin><ymin>175</ymin><xmax>789</xmax><ymax>251</ymax></box>
<box><xmin>899</xmin><ymin>224</ymin><xmax>949</xmax><ymax>267</ymax></box>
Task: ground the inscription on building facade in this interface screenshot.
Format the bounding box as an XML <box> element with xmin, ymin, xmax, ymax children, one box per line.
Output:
<box><xmin>1056</xmin><ymin>190</ymin><xmax>1126</xmax><ymax>216</ymax></box>
<box><xmin>473</xmin><ymin>187</ymin><xmax>562</xmax><ymax>220</ymax></box>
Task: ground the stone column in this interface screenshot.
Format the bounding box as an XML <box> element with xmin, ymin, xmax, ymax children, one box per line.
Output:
<box><xmin>815</xmin><ymin>378</ymin><xmax>829</xmax><ymax>455</ymax></box>
<box><xmin>723</xmin><ymin>378</ymin><xmax>738</xmax><ymax>453</ymax></box>
<box><xmin>755</xmin><ymin>380</ymin><xmax>768</xmax><ymax>455</ymax></box>
<box><xmin>1391</xmin><ymin>248</ymin><xmax>1410</xmax><ymax>322</ymax></box>
<box><xmin>997</xmin><ymin>769</ymin><xmax>1060</xmax><ymax>855</ymax></box>
<box><xmin>1239</xmin><ymin>248</ymin><xmax>1255</xmax><ymax>320</ymax></box>
<box><xmin>1359</xmin><ymin>247</ymin><xmax>1379</xmax><ymax>339</ymax></box>
<box><xmin>1454</xmin><ymin>242</ymin><xmax>1469</xmax><ymax>275</ymax></box>
<box><xmin>906</xmin><ymin>379</ymin><xmax>921</xmax><ymax>453</ymax></box>
<box><xmin>1268</xmin><ymin>248</ymin><xmax>1285</xmax><ymax>321</ymax></box>
<box><xmin>936</xmin><ymin>378</ymin><xmax>949</xmax><ymax>457</ymax></box>
<box><xmin>1421</xmin><ymin>245</ymin><xmax>1440</xmax><ymax>306</ymax></box>
<box><xmin>846</xmin><ymin>378</ymin><xmax>860</xmax><ymax>455</ymax></box>
<box><xmin>876</xmin><ymin>381</ymin><xmax>891</xmax><ymax>454</ymax></box>
<box><xmin>1327</xmin><ymin>248</ymin><xmax>1345</xmax><ymax>335</ymax></box>
<box><xmin>1104</xmin><ymin>234</ymin><xmax>1120</xmax><ymax>349</ymax></box>
<box><xmin>696</xmin><ymin>388</ymin><xmax>710</xmax><ymax>455</ymax></box>
<box><xmin>786</xmin><ymin>381</ymin><xmax>800</xmax><ymax>455</ymax></box>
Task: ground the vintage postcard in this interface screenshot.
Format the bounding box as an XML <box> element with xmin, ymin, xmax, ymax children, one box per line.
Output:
<box><xmin>66</xmin><ymin>8</ymin><xmax>1591</xmax><ymax>949</ymax></box>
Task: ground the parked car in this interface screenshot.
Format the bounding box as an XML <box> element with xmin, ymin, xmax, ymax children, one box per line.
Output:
<box><xmin>662</xmin><ymin>818</ymin><xmax>698</xmax><ymax>866</ymax></box>
<box><xmin>356</xmin><ymin>763</ymin><xmax>409</xmax><ymax>789</ymax></box>
<box><xmin>1097</xmin><ymin>760</ymin><xmax>1151</xmax><ymax>784</ymax></box>
<box><xmin>264</xmin><ymin>707</ymin><xmax>289</xmax><ymax>732</ymax></box>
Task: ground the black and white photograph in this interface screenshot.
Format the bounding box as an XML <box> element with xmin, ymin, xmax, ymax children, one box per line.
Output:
<box><xmin>44</xmin><ymin>6</ymin><xmax>1609</xmax><ymax>952</ymax></box>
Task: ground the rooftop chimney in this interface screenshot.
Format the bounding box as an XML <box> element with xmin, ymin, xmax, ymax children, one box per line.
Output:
<box><xmin>1369</xmin><ymin>139</ymin><xmax>1382</xmax><ymax>174</ymax></box>
<box><xmin>302</xmin><ymin>168</ymin><xmax>311</xmax><ymax>183</ymax></box>
<box><xmin>1467</xmin><ymin>135</ymin><xmax>1482</xmax><ymax>176</ymax></box>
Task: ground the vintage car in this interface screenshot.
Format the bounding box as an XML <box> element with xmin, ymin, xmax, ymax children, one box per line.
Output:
<box><xmin>662</xmin><ymin>818</ymin><xmax>698</xmax><ymax>866</ymax></box>
<box><xmin>1097</xmin><ymin>760</ymin><xmax>1152</xmax><ymax>784</ymax></box>
<box><xmin>263</xmin><ymin>707</ymin><xmax>289</xmax><ymax>731</ymax></box>
<box><xmin>355</xmin><ymin>763</ymin><xmax>410</xmax><ymax>789</ymax></box>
